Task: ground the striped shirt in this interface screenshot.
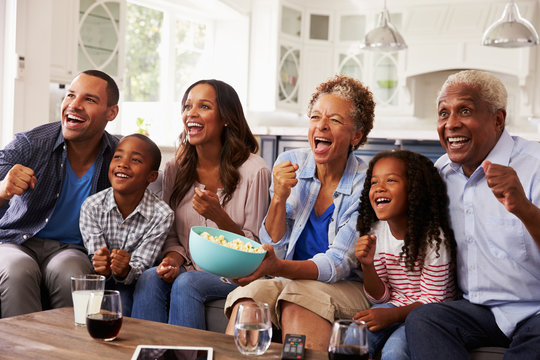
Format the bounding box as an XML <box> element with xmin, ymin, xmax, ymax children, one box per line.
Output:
<box><xmin>80</xmin><ymin>187</ymin><xmax>174</xmax><ymax>285</ymax></box>
<box><xmin>365</xmin><ymin>221</ymin><xmax>455</xmax><ymax>306</ymax></box>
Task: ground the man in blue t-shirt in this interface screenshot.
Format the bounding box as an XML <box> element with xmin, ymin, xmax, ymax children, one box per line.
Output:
<box><xmin>0</xmin><ymin>70</ymin><xmax>120</xmax><ymax>317</ymax></box>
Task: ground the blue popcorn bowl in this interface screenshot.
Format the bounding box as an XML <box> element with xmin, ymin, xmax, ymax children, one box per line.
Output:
<box><xmin>189</xmin><ymin>226</ymin><xmax>266</xmax><ymax>278</ymax></box>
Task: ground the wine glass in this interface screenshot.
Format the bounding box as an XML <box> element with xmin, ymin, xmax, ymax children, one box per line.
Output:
<box><xmin>328</xmin><ymin>319</ymin><xmax>368</xmax><ymax>360</ymax></box>
<box><xmin>234</xmin><ymin>301</ymin><xmax>272</xmax><ymax>356</ymax></box>
<box><xmin>86</xmin><ymin>290</ymin><xmax>123</xmax><ymax>341</ymax></box>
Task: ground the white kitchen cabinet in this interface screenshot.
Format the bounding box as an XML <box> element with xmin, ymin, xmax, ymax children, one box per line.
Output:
<box><xmin>249</xmin><ymin>0</ymin><xmax>407</xmax><ymax>116</ymax></box>
<box><xmin>250</xmin><ymin>0</ymin><xmax>336</xmax><ymax>114</ymax></box>
<box><xmin>335</xmin><ymin>13</ymin><xmax>365</xmax><ymax>81</ymax></box>
<box><xmin>50</xmin><ymin>0</ymin><xmax>77</xmax><ymax>83</ymax></box>
<box><xmin>50</xmin><ymin>0</ymin><xmax>125</xmax><ymax>85</ymax></box>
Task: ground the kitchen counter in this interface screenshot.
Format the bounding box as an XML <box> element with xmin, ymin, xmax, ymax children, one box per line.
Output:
<box><xmin>251</xmin><ymin>125</ymin><xmax>540</xmax><ymax>142</ymax></box>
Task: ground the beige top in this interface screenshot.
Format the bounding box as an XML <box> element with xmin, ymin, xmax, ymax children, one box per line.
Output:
<box><xmin>162</xmin><ymin>153</ymin><xmax>271</xmax><ymax>271</ymax></box>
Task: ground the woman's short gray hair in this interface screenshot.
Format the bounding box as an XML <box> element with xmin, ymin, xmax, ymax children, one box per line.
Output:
<box><xmin>307</xmin><ymin>75</ymin><xmax>375</xmax><ymax>148</ymax></box>
<box><xmin>437</xmin><ymin>70</ymin><xmax>507</xmax><ymax>113</ymax></box>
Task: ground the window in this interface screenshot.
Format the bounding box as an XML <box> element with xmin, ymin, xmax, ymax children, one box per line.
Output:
<box><xmin>120</xmin><ymin>1</ymin><xmax>213</xmax><ymax>146</ymax></box>
<box><xmin>117</xmin><ymin>0</ymin><xmax>248</xmax><ymax>147</ymax></box>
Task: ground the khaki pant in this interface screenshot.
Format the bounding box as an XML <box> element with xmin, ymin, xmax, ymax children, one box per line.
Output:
<box><xmin>225</xmin><ymin>278</ymin><xmax>370</xmax><ymax>328</ymax></box>
<box><xmin>0</xmin><ymin>238</ymin><xmax>93</xmax><ymax>318</ymax></box>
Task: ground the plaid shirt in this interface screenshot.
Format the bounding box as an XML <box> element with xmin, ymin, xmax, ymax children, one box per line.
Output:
<box><xmin>80</xmin><ymin>187</ymin><xmax>173</xmax><ymax>285</ymax></box>
<box><xmin>0</xmin><ymin>122</ymin><xmax>117</xmax><ymax>244</ymax></box>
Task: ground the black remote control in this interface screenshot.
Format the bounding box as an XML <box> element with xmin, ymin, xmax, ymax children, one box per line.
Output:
<box><xmin>281</xmin><ymin>333</ymin><xmax>306</xmax><ymax>359</ymax></box>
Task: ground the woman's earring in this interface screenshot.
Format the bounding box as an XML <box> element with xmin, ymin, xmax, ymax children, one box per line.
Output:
<box><xmin>224</xmin><ymin>123</ymin><xmax>228</xmax><ymax>127</ymax></box>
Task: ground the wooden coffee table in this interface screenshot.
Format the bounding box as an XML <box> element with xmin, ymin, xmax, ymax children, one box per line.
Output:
<box><xmin>0</xmin><ymin>308</ymin><xmax>328</xmax><ymax>359</ymax></box>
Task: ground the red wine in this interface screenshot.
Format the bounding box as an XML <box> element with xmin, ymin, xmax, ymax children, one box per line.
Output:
<box><xmin>86</xmin><ymin>313</ymin><xmax>122</xmax><ymax>340</ymax></box>
<box><xmin>328</xmin><ymin>345</ymin><xmax>368</xmax><ymax>360</ymax></box>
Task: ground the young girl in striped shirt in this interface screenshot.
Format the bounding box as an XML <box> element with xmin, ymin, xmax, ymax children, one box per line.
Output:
<box><xmin>354</xmin><ymin>150</ymin><xmax>457</xmax><ymax>360</ymax></box>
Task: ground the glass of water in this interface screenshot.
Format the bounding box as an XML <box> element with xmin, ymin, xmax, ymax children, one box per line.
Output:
<box><xmin>234</xmin><ymin>301</ymin><xmax>272</xmax><ymax>356</ymax></box>
<box><xmin>70</xmin><ymin>274</ymin><xmax>105</xmax><ymax>326</ymax></box>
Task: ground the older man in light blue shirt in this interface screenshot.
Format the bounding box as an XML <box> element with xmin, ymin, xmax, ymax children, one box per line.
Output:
<box><xmin>406</xmin><ymin>70</ymin><xmax>540</xmax><ymax>359</ymax></box>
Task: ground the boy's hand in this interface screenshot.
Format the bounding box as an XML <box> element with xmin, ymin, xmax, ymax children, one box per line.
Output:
<box><xmin>111</xmin><ymin>249</ymin><xmax>130</xmax><ymax>279</ymax></box>
<box><xmin>355</xmin><ymin>235</ymin><xmax>377</xmax><ymax>265</ymax></box>
<box><xmin>353</xmin><ymin>308</ymin><xmax>398</xmax><ymax>332</ymax></box>
<box><xmin>192</xmin><ymin>188</ymin><xmax>223</xmax><ymax>222</ymax></box>
<box><xmin>93</xmin><ymin>246</ymin><xmax>111</xmax><ymax>276</ymax></box>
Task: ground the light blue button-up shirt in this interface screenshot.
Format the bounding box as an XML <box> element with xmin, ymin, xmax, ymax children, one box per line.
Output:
<box><xmin>435</xmin><ymin>130</ymin><xmax>540</xmax><ymax>336</ymax></box>
<box><xmin>259</xmin><ymin>148</ymin><xmax>367</xmax><ymax>283</ymax></box>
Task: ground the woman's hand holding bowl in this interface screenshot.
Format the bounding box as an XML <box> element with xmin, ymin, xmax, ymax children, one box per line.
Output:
<box><xmin>233</xmin><ymin>244</ymin><xmax>279</xmax><ymax>286</ymax></box>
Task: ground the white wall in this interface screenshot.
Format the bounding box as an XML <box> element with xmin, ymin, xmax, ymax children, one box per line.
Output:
<box><xmin>1</xmin><ymin>0</ymin><xmax>52</xmax><ymax>148</ymax></box>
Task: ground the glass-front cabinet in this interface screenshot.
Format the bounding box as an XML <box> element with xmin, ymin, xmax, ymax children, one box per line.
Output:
<box><xmin>78</xmin><ymin>0</ymin><xmax>124</xmax><ymax>78</ymax></box>
<box><xmin>373</xmin><ymin>53</ymin><xmax>399</xmax><ymax>106</ymax></box>
<box><xmin>337</xmin><ymin>12</ymin><xmax>403</xmax><ymax>109</ymax></box>
<box><xmin>337</xmin><ymin>14</ymin><xmax>366</xmax><ymax>83</ymax></box>
<box><xmin>50</xmin><ymin>0</ymin><xmax>125</xmax><ymax>84</ymax></box>
<box><xmin>281</xmin><ymin>5</ymin><xmax>302</xmax><ymax>38</ymax></box>
<box><xmin>371</xmin><ymin>13</ymin><xmax>403</xmax><ymax>108</ymax></box>
<box><xmin>278</xmin><ymin>4</ymin><xmax>303</xmax><ymax>109</ymax></box>
<box><xmin>278</xmin><ymin>45</ymin><xmax>300</xmax><ymax>105</ymax></box>
<box><xmin>251</xmin><ymin>1</ymin><xmax>405</xmax><ymax>114</ymax></box>
<box><xmin>338</xmin><ymin>53</ymin><xmax>364</xmax><ymax>80</ymax></box>
<box><xmin>309</xmin><ymin>14</ymin><xmax>330</xmax><ymax>41</ymax></box>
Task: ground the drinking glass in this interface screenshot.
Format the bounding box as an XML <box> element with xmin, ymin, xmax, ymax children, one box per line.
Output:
<box><xmin>328</xmin><ymin>319</ymin><xmax>368</xmax><ymax>360</ymax></box>
<box><xmin>70</xmin><ymin>274</ymin><xmax>105</xmax><ymax>326</ymax></box>
<box><xmin>86</xmin><ymin>290</ymin><xmax>123</xmax><ymax>341</ymax></box>
<box><xmin>234</xmin><ymin>301</ymin><xmax>272</xmax><ymax>356</ymax></box>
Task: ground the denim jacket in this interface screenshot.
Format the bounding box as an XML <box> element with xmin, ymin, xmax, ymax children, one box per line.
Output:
<box><xmin>259</xmin><ymin>148</ymin><xmax>367</xmax><ymax>283</ymax></box>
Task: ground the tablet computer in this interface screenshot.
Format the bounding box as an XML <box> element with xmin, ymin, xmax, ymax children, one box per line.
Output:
<box><xmin>131</xmin><ymin>345</ymin><xmax>213</xmax><ymax>360</ymax></box>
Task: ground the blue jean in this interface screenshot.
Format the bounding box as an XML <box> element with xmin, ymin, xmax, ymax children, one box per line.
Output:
<box><xmin>405</xmin><ymin>299</ymin><xmax>540</xmax><ymax>360</ymax></box>
<box><xmin>367</xmin><ymin>303</ymin><xmax>410</xmax><ymax>360</ymax></box>
<box><xmin>169</xmin><ymin>271</ymin><xmax>237</xmax><ymax>329</ymax></box>
<box><xmin>131</xmin><ymin>266</ymin><xmax>180</xmax><ymax>323</ymax></box>
<box><xmin>131</xmin><ymin>267</ymin><xmax>237</xmax><ymax>330</ymax></box>
<box><xmin>106</xmin><ymin>278</ymin><xmax>135</xmax><ymax>317</ymax></box>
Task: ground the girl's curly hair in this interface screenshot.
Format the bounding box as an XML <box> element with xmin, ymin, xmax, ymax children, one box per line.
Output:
<box><xmin>356</xmin><ymin>150</ymin><xmax>456</xmax><ymax>271</ymax></box>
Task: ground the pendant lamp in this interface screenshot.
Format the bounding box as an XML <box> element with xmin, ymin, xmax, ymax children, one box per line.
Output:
<box><xmin>362</xmin><ymin>0</ymin><xmax>407</xmax><ymax>51</ymax></box>
<box><xmin>482</xmin><ymin>0</ymin><xmax>539</xmax><ymax>48</ymax></box>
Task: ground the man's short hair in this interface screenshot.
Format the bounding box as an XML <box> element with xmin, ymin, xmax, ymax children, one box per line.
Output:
<box><xmin>80</xmin><ymin>70</ymin><xmax>119</xmax><ymax>106</ymax></box>
<box><xmin>437</xmin><ymin>70</ymin><xmax>507</xmax><ymax>114</ymax></box>
<box><xmin>122</xmin><ymin>134</ymin><xmax>161</xmax><ymax>171</ymax></box>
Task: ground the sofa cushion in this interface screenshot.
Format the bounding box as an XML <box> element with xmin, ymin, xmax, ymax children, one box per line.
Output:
<box><xmin>205</xmin><ymin>299</ymin><xmax>228</xmax><ymax>333</ymax></box>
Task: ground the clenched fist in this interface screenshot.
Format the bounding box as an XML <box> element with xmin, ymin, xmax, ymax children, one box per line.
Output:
<box><xmin>355</xmin><ymin>234</ymin><xmax>377</xmax><ymax>266</ymax></box>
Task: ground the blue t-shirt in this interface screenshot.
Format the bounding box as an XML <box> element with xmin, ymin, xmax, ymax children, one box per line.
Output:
<box><xmin>293</xmin><ymin>204</ymin><xmax>334</xmax><ymax>260</ymax></box>
<box><xmin>37</xmin><ymin>160</ymin><xmax>95</xmax><ymax>244</ymax></box>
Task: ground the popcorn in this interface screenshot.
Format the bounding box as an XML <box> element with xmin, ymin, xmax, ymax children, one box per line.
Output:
<box><xmin>200</xmin><ymin>232</ymin><xmax>264</xmax><ymax>253</ymax></box>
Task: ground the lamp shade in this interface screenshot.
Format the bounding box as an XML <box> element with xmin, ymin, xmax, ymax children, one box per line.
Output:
<box><xmin>363</xmin><ymin>8</ymin><xmax>407</xmax><ymax>51</ymax></box>
<box><xmin>482</xmin><ymin>1</ymin><xmax>539</xmax><ymax>48</ymax></box>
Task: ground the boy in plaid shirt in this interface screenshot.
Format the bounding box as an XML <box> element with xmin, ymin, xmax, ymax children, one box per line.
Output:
<box><xmin>80</xmin><ymin>134</ymin><xmax>173</xmax><ymax>316</ymax></box>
